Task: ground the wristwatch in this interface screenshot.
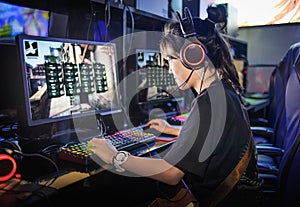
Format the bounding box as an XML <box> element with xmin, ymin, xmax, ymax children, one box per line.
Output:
<box><xmin>112</xmin><ymin>151</ymin><xmax>131</xmax><ymax>172</ymax></box>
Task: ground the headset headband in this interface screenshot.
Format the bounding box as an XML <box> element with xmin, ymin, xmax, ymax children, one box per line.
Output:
<box><xmin>176</xmin><ymin>7</ymin><xmax>196</xmax><ymax>38</ymax></box>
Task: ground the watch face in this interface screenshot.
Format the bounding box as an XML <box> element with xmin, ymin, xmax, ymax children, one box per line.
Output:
<box><xmin>114</xmin><ymin>151</ymin><xmax>130</xmax><ymax>164</ymax></box>
<box><xmin>116</xmin><ymin>152</ymin><xmax>126</xmax><ymax>162</ymax></box>
<box><xmin>113</xmin><ymin>151</ymin><xmax>130</xmax><ymax>173</ymax></box>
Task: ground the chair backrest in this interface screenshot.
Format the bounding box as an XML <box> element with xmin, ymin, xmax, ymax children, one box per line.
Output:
<box><xmin>277</xmin><ymin>55</ymin><xmax>300</xmax><ymax>206</ymax></box>
<box><xmin>270</xmin><ymin>42</ymin><xmax>300</xmax><ymax>149</ymax></box>
<box><xmin>283</xmin><ymin>42</ymin><xmax>300</xmax><ymax>87</ymax></box>
<box><xmin>267</xmin><ymin>67</ymin><xmax>277</xmax><ymax>128</ymax></box>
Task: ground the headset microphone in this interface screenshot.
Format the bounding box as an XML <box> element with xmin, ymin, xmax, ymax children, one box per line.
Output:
<box><xmin>172</xmin><ymin>70</ymin><xmax>194</xmax><ymax>91</ymax></box>
<box><xmin>146</xmin><ymin>70</ymin><xmax>194</xmax><ymax>100</ymax></box>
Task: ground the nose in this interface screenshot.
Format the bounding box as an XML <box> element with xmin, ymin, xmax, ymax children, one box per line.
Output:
<box><xmin>168</xmin><ymin>66</ymin><xmax>173</xmax><ymax>74</ymax></box>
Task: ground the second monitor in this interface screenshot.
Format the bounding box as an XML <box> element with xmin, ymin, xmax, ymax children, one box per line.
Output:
<box><xmin>129</xmin><ymin>49</ymin><xmax>188</xmax><ymax>125</ymax></box>
<box><xmin>136</xmin><ymin>49</ymin><xmax>183</xmax><ymax>103</ymax></box>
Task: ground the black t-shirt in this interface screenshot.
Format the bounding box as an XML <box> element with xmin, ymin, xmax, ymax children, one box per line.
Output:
<box><xmin>163</xmin><ymin>79</ymin><xmax>258</xmax><ymax>206</ymax></box>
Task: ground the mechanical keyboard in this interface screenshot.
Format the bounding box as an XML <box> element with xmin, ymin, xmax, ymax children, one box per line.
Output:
<box><xmin>167</xmin><ymin>112</ymin><xmax>189</xmax><ymax>125</ymax></box>
<box><xmin>57</xmin><ymin>125</ymin><xmax>157</xmax><ymax>165</ymax></box>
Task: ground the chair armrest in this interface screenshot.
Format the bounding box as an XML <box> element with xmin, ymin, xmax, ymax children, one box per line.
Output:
<box><xmin>256</xmin><ymin>145</ymin><xmax>284</xmax><ymax>157</ymax></box>
<box><xmin>257</xmin><ymin>163</ymin><xmax>279</xmax><ymax>175</ymax></box>
<box><xmin>258</xmin><ymin>173</ymin><xmax>278</xmax><ymax>192</ymax></box>
<box><xmin>251</xmin><ymin>126</ymin><xmax>274</xmax><ymax>138</ymax></box>
<box><xmin>250</xmin><ymin>117</ymin><xmax>270</xmax><ymax>127</ymax></box>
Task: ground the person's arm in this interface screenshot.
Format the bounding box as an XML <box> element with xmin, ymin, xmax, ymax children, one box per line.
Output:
<box><xmin>88</xmin><ymin>138</ymin><xmax>184</xmax><ymax>185</ymax></box>
<box><xmin>147</xmin><ymin>119</ymin><xmax>181</xmax><ymax>136</ymax></box>
<box><xmin>123</xmin><ymin>155</ymin><xmax>184</xmax><ymax>185</ymax></box>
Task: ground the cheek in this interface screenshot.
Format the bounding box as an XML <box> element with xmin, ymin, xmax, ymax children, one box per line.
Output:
<box><xmin>173</xmin><ymin>61</ymin><xmax>187</xmax><ymax>77</ymax></box>
<box><xmin>168</xmin><ymin>62</ymin><xmax>176</xmax><ymax>74</ymax></box>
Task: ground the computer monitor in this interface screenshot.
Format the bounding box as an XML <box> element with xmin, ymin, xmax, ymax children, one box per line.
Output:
<box><xmin>0</xmin><ymin>2</ymin><xmax>49</xmax><ymax>43</ymax></box>
<box><xmin>15</xmin><ymin>34</ymin><xmax>122</xmax><ymax>140</ymax></box>
<box><xmin>246</xmin><ymin>65</ymin><xmax>276</xmax><ymax>95</ymax></box>
<box><xmin>129</xmin><ymin>49</ymin><xmax>186</xmax><ymax>125</ymax></box>
<box><xmin>135</xmin><ymin>49</ymin><xmax>184</xmax><ymax>103</ymax></box>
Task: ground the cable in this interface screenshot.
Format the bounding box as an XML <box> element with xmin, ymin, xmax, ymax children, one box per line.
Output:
<box><xmin>40</xmin><ymin>144</ymin><xmax>64</xmax><ymax>154</ymax></box>
<box><xmin>47</xmin><ymin>11</ymin><xmax>52</xmax><ymax>37</ymax></box>
<box><xmin>124</xmin><ymin>3</ymin><xmax>135</xmax><ymax>49</ymax></box>
<box><xmin>3</xmin><ymin>148</ymin><xmax>60</xmax><ymax>173</ymax></box>
<box><xmin>96</xmin><ymin>113</ymin><xmax>107</xmax><ymax>136</ymax></box>
<box><xmin>105</xmin><ymin>0</ymin><xmax>111</xmax><ymax>42</ymax></box>
<box><xmin>199</xmin><ymin>64</ymin><xmax>208</xmax><ymax>93</ymax></box>
<box><xmin>118</xmin><ymin>2</ymin><xmax>135</xmax><ymax>128</ymax></box>
<box><xmin>42</xmin><ymin>174</ymin><xmax>60</xmax><ymax>187</ymax></box>
<box><xmin>87</xmin><ymin>0</ymin><xmax>96</xmax><ymax>41</ymax></box>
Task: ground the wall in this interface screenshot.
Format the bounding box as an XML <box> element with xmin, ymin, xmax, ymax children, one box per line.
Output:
<box><xmin>237</xmin><ymin>24</ymin><xmax>300</xmax><ymax>65</ymax></box>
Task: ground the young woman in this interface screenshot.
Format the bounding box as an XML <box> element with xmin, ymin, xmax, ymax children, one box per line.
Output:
<box><xmin>88</xmin><ymin>6</ymin><xmax>261</xmax><ymax>207</ymax></box>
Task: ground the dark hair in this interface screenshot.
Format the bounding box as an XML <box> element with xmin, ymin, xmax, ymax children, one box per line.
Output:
<box><xmin>160</xmin><ymin>15</ymin><xmax>244</xmax><ymax>100</ymax></box>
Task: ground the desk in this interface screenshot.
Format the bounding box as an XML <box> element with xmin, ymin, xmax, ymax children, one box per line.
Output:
<box><xmin>0</xmin><ymin>178</ymin><xmax>57</xmax><ymax>207</ymax></box>
<box><xmin>244</xmin><ymin>97</ymin><xmax>269</xmax><ymax>113</ymax></box>
<box><xmin>1</xmin><ymin>138</ymin><xmax>174</xmax><ymax>207</ymax></box>
<box><xmin>1</xmin><ymin>96</ymin><xmax>270</xmax><ymax>206</ymax></box>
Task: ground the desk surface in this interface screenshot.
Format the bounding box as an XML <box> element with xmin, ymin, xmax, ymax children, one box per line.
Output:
<box><xmin>0</xmin><ymin>95</ymin><xmax>270</xmax><ymax>206</ymax></box>
<box><xmin>16</xmin><ymin>138</ymin><xmax>173</xmax><ymax>187</ymax></box>
<box><xmin>1</xmin><ymin>138</ymin><xmax>174</xmax><ymax>206</ymax></box>
<box><xmin>11</xmin><ymin>96</ymin><xmax>269</xmax><ymax>190</ymax></box>
<box><xmin>244</xmin><ymin>97</ymin><xmax>269</xmax><ymax>113</ymax></box>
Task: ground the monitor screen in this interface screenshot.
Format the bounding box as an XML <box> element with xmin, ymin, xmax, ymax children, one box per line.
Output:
<box><xmin>16</xmin><ymin>34</ymin><xmax>122</xmax><ymax>130</ymax></box>
<box><xmin>246</xmin><ymin>65</ymin><xmax>276</xmax><ymax>94</ymax></box>
<box><xmin>0</xmin><ymin>2</ymin><xmax>49</xmax><ymax>42</ymax></box>
<box><xmin>135</xmin><ymin>49</ymin><xmax>184</xmax><ymax>103</ymax></box>
<box><xmin>128</xmin><ymin>49</ymin><xmax>188</xmax><ymax>125</ymax></box>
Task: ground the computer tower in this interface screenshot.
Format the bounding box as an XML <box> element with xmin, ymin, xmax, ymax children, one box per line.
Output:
<box><xmin>0</xmin><ymin>43</ymin><xmax>19</xmax><ymax>111</ymax></box>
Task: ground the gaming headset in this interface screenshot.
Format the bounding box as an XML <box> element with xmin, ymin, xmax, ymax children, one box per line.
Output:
<box><xmin>175</xmin><ymin>7</ymin><xmax>208</xmax><ymax>71</ymax></box>
<box><xmin>0</xmin><ymin>140</ymin><xmax>22</xmax><ymax>182</ymax></box>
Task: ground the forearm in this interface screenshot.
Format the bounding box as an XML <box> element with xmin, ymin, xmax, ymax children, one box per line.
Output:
<box><xmin>147</xmin><ymin>119</ymin><xmax>181</xmax><ymax>137</ymax></box>
<box><xmin>122</xmin><ymin>156</ymin><xmax>184</xmax><ymax>185</ymax></box>
<box><xmin>165</xmin><ymin>125</ymin><xmax>181</xmax><ymax>136</ymax></box>
<box><xmin>88</xmin><ymin>138</ymin><xmax>184</xmax><ymax>185</ymax></box>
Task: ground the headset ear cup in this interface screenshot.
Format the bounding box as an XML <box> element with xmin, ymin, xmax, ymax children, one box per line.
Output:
<box><xmin>175</xmin><ymin>7</ymin><xmax>208</xmax><ymax>70</ymax></box>
<box><xmin>180</xmin><ymin>40</ymin><xmax>207</xmax><ymax>70</ymax></box>
<box><xmin>0</xmin><ymin>153</ymin><xmax>18</xmax><ymax>181</ymax></box>
<box><xmin>0</xmin><ymin>140</ymin><xmax>22</xmax><ymax>181</ymax></box>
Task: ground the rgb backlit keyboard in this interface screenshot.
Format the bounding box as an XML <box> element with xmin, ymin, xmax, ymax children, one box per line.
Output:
<box><xmin>58</xmin><ymin>125</ymin><xmax>156</xmax><ymax>165</ymax></box>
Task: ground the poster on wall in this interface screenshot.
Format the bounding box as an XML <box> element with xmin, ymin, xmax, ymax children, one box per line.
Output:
<box><xmin>216</xmin><ymin>0</ymin><xmax>300</xmax><ymax>27</ymax></box>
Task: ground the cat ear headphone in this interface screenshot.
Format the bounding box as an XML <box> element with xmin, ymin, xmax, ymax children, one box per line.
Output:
<box><xmin>176</xmin><ymin>7</ymin><xmax>207</xmax><ymax>70</ymax></box>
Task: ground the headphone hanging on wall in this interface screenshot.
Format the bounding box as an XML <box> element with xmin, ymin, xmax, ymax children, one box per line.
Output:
<box><xmin>176</xmin><ymin>7</ymin><xmax>207</xmax><ymax>70</ymax></box>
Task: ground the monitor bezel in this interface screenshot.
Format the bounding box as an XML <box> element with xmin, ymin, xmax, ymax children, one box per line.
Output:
<box><xmin>15</xmin><ymin>34</ymin><xmax>123</xmax><ymax>128</ymax></box>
